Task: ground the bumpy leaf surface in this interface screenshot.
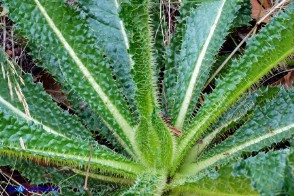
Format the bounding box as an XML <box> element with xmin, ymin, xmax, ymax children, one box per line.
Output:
<box><xmin>172</xmin><ymin>165</ymin><xmax>258</xmax><ymax>195</ymax></box>
<box><xmin>165</xmin><ymin>0</ymin><xmax>243</xmax><ymax>129</ymax></box>
<box><xmin>77</xmin><ymin>0</ymin><xmax>138</xmax><ymax>117</ymax></box>
<box><xmin>174</xmin><ymin>148</ymin><xmax>293</xmax><ymax>195</ymax></box>
<box><xmin>122</xmin><ymin>171</ymin><xmax>166</xmax><ymax>195</ymax></box>
<box><xmin>0</xmin><ymin>108</ymin><xmax>144</xmax><ymax>177</ymax></box>
<box><xmin>0</xmin><ymin>49</ymin><xmax>91</xmax><ymax>141</ymax></box>
<box><xmin>120</xmin><ymin>0</ymin><xmax>174</xmax><ymax>168</ymax></box>
<box><xmin>0</xmin><ymin>157</ymin><xmax>127</xmax><ymax>195</ymax></box>
<box><xmin>3</xmin><ymin>0</ymin><xmax>137</xmax><ymax>156</ymax></box>
<box><xmin>177</xmin><ymin>88</ymin><xmax>293</xmax><ymax>184</ymax></box>
<box><xmin>233</xmin><ymin>149</ymin><xmax>293</xmax><ymax>196</ymax></box>
<box><xmin>175</xmin><ymin>2</ymin><xmax>294</xmax><ymax>171</ymax></box>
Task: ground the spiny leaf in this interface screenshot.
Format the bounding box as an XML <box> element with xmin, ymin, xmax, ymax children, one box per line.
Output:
<box><xmin>0</xmin><ymin>49</ymin><xmax>91</xmax><ymax>141</ymax></box>
<box><xmin>175</xmin><ymin>87</ymin><xmax>293</xmax><ymax>184</ymax></box>
<box><xmin>171</xmin><ymin>165</ymin><xmax>258</xmax><ymax>196</ymax></box>
<box><xmin>122</xmin><ymin>171</ymin><xmax>166</xmax><ymax>196</ymax></box>
<box><xmin>65</xmin><ymin>89</ymin><xmax>128</xmax><ymax>156</ymax></box>
<box><xmin>135</xmin><ymin>112</ymin><xmax>174</xmax><ymax>168</ymax></box>
<box><xmin>165</xmin><ymin>0</ymin><xmax>243</xmax><ymax>130</ymax></box>
<box><xmin>0</xmin><ymin>157</ymin><xmax>128</xmax><ymax>194</ymax></box>
<box><xmin>27</xmin><ymin>43</ymin><xmax>129</xmax><ymax>156</ymax></box>
<box><xmin>0</xmin><ymin>107</ymin><xmax>144</xmax><ymax>178</ymax></box>
<box><xmin>233</xmin><ymin>149</ymin><xmax>293</xmax><ymax>195</ymax></box>
<box><xmin>150</xmin><ymin>0</ymin><xmax>168</xmax><ymax>79</ymax></box>
<box><xmin>27</xmin><ymin>37</ymin><xmax>128</xmax><ymax>156</ymax></box>
<box><xmin>77</xmin><ymin>0</ymin><xmax>138</xmax><ymax>118</ymax></box>
<box><xmin>2</xmin><ymin>0</ymin><xmax>137</xmax><ymax>156</ymax></box>
<box><xmin>174</xmin><ymin>2</ymin><xmax>294</xmax><ymax>172</ymax></box>
<box><xmin>185</xmin><ymin>86</ymin><xmax>284</xmax><ymax>163</ymax></box>
<box><xmin>184</xmin><ymin>91</ymin><xmax>257</xmax><ymax>164</ymax></box>
<box><xmin>231</xmin><ymin>0</ymin><xmax>252</xmax><ymax>29</ymax></box>
<box><xmin>119</xmin><ymin>0</ymin><xmax>157</xmax><ymax>119</ymax></box>
<box><xmin>120</xmin><ymin>0</ymin><xmax>174</xmax><ymax>167</ymax></box>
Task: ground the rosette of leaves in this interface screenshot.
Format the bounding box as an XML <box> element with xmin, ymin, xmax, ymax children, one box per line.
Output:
<box><xmin>0</xmin><ymin>0</ymin><xmax>293</xmax><ymax>195</ymax></box>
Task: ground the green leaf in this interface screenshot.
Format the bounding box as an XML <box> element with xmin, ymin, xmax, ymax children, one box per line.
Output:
<box><xmin>171</xmin><ymin>165</ymin><xmax>258</xmax><ymax>196</ymax></box>
<box><xmin>119</xmin><ymin>0</ymin><xmax>158</xmax><ymax>119</ymax></box>
<box><xmin>0</xmin><ymin>58</ymin><xmax>144</xmax><ymax>179</ymax></box>
<box><xmin>135</xmin><ymin>112</ymin><xmax>174</xmax><ymax>168</ymax></box>
<box><xmin>231</xmin><ymin>0</ymin><xmax>252</xmax><ymax>29</ymax></box>
<box><xmin>0</xmin><ymin>49</ymin><xmax>91</xmax><ymax>141</ymax></box>
<box><xmin>77</xmin><ymin>0</ymin><xmax>138</xmax><ymax>117</ymax></box>
<box><xmin>27</xmin><ymin>41</ymin><xmax>128</xmax><ymax>155</ymax></box>
<box><xmin>0</xmin><ymin>157</ymin><xmax>128</xmax><ymax>195</ymax></box>
<box><xmin>120</xmin><ymin>0</ymin><xmax>174</xmax><ymax>167</ymax></box>
<box><xmin>2</xmin><ymin>0</ymin><xmax>137</xmax><ymax>156</ymax></box>
<box><xmin>184</xmin><ymin>91</ymin><xmax>257</xmax><ymax>164</ymax></box>
<box><xmin>174</xmin><ymin>2</ymin><xmax>294</xmax><ymax>172</ymax></box>
<box><xmin>0</xmin><ymin>108</ymin><xmax>144</xmax><ymax>178</ymax></box>
<box><xmin>175</xmin><ymin>87</ymin><xmax>293</xmax><ymax>184</ymax></box>
<box><xmin>184</xmin><ymin>86</ymin><xmax>284</xmax><ymax>164</ymax></box>
<box><xmin>164</xmin><ymin>0</ymin><xmax>243</xmax><ymax>130</ymax></box>
<box><xmin>233</xmin><ymin>149</ymin><xmax>293</xmax><ymax>195</ymax></box>
<box><xmin>122</xmin><ymin>171</ymin><xmax>167</xmax><ymax>196</ymax></box>
<box><xmin>65</xmin><ymin>89</ymin><xmax>128</xmax><ymax>156</ymax></box>
<box><xmin>150</xmin><ymin>0</ymin><xmax>167</xmax><ymax>78</ymax></box>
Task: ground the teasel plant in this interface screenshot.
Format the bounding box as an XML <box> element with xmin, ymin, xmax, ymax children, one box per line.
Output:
<box><xmin>0</xmin><ymin>0</ymin><xmax>293</xmax><ymax>195</ymax></box>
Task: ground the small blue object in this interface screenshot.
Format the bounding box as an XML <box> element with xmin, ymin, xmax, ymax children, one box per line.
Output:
<box><xmin>7</xmin><ymin>185</ymin><xmax>16</xmax><ymax>193</ymax></box>
<box><xmin>17</xmin><ymin>185</ymin><xmax>25</xmax><ymax>193</ymax></box>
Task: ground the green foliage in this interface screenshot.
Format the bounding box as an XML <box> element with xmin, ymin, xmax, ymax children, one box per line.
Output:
<box><xmin>122</xmin><ymin>171</ymin><xmax>166</xmax><ymax>196</ymax></box>
<box><xmin>171</xmin><ymin>165</ymin><xmax>258</xmax><ymax>195</ymax></box>
<box><xmin>0</xmin><ymin>0</ymin><xmax>293</xmax><ymax>195</ymax></box>
<box><xmin>233</xmin><ymin>149</ymin><xmax>293</xmax><ymax>195</ymax></box>
<box><xmin>1</xmin><ymin>157</ymin><xmax>128</xmax><ymax>195</ymax></box>
<box><xmin>165</xmin><ymin>0</ymin><xmax>244</xmax><ymax>129</ymax></box>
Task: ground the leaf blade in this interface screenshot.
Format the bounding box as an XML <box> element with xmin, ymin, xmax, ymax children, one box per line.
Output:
<box><xmin>122</xmin><ymin>171</ymin><xmax>166</xmax><ymax>196</ymax></box>
<box><xmin>78</xmin><ymin>0</ymin><xmax>138</xmax><ymax>117</ymax></box>
<box><xmin>0</xmin><ymin>49</ymin><xmax>91</xmax><ymax>141</ymax></box>
<box><xmin>165</xmin><ymin>0</ymin><xmax>243</xmax><ymax>129</ymax></box>
<box><xmin>174</xmin><ymin>2</ymin><xmax>294</xmax><ymax>172</ymax></box>
<box><xmin>233</xmin><ymin>149</ymin><xmax>293</xmax><ymax>195</ymax></box>
<box><xmin>176</xmin><ymin>87</ymin><xmax>293</xmax><ymax>184</ymax></box>
<box><xmin>3</xmin><ymin>0</ymin><xmax>137</xmax><ymax>155</ymax></box>
<box><xmin>0</xmin><ymin>108</ymin><xmax>144</xmax><ymax>178</ymax></box>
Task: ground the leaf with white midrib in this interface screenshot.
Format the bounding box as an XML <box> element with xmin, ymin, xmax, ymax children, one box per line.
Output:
<box><xmin>0</xmin><ymin>96</ymin><xmax>67</xmax><ymax>138</ymax></box>
<box><xmin>33</xmin><ymin>0</ymin><xmax>132</xmax><ymax>134</ymax></box>
<box><xmin>184</xmin><ymin>91</ymin><xmax>257</xmax><ymax>163</ymax></box>
<box><xmin>78</xmin><ymin>0</ymin><xmax>138</xmax><ymax>118</ymax></box>
<box><xmin>119</xmin><ymin>0</ymin><xmax>174</xmax><ymax>167</ymax></box>
<box><xmin>165</xmin><ymin>0</ymin><xmax>243</xmax><ymax>130</ymax></box>
<box><xmin>175</xmin><ymin>88</ymin><xmax>294</xmax><ymax>184</ymax></box>
<box><xmin>119</xmin><ymin>0</ymin><xmax>157</xmax><ymax>118</ymax></box>
<box><xmin>0</xmin><ymin>49</ymin><xmax>91</xmax><ymax>141</ymax></box>
<box><xmin>26</xmin><ymin>40</ymin><xmax>128</xmax><ymax>155</ymax></box>
<box><xmin>0</xmin><ymin>108</ymin><xmax>144</xmax><ymax>178</ymax></box>
<box><xmin>3</xmin><ymin>0</ymin><xmax>138</xmax><ymax>156</ymax></box>
<box><xmin>1</xmin><ymin>157</ymin><xmax>129</xmax><ymax>194</ymax></box>
<box><xmin>173</xmin><ymin>2</ymin><xmax>294</xmax><ymax>173</ymax></box>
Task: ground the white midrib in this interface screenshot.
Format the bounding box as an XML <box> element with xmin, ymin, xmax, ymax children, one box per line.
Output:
<box><xmin>184</xmin><ymin>123</ymin><xmax>294</xmax><ymax>176</ymax></box>
<box><xmin>0</xmin><ymin>96</ymin><xmax>69</xmax><ymax>139</ymax></box>
<box><xmin>174</xmin><ymin>0</ymin><xmax>226</xmax><ymax>129</ymax></box>
<box><xmin>175</xmin><ymin>46</ymin><xmax>294</xmax><ymax>167</ymax></box>
<box><xmin>186</xmin><ymin>116</ymin><xmax>243</xmax><ymax>162</ymax></box>
<box><xmin>34</xmin><ymin>1</ymin><xmax>134</xmax><ymax>139</ymax></box>
<box><xmin>8</xmin><ymin>147</ymin><xmax>143</xmax><ymax>175</ymax></box>
<box><xmin>114</xmin><ymin>0</ymin><xmax>130</xmax><ymax>50</ymax></box>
